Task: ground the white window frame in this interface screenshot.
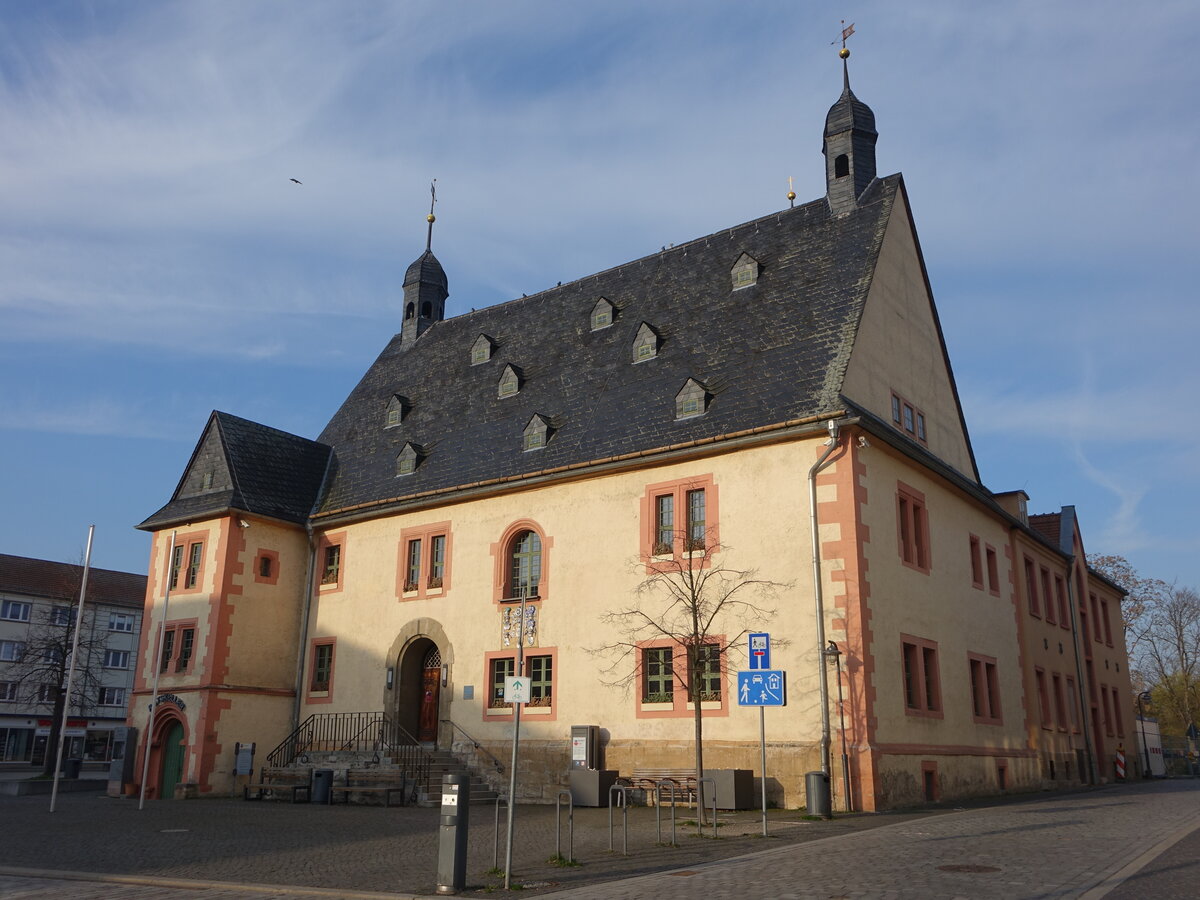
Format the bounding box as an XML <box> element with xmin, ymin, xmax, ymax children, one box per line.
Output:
<box><xmin>0</xmin><ymin>600</ymin><xmax>31</xmax><ymax>622</ymax></box>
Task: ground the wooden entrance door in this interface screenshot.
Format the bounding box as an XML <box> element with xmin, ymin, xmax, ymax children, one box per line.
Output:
<box><xmin>158</xmin><ymin>721</ymin><xmax>185</xmax><ymax>799</ymax></box>
<box><xmin>419</xmin><ymin>667</ymin><xmax>440</xmax><ymax>742</ymax></box>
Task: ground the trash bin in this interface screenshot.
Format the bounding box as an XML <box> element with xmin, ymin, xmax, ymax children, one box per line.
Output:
<box><xmin>61</xmin><ymin>758</ymin><xmax>83</xmax><ymax>779</ymax></box>
<box><xmin>805</xmin><ymin>770</ymin><xmax>831</xmax><ymax>819</ymax></box>
<box><xmin>312</xmin><ymin>768</ymin><xmax>334</xmax><ymax>804</ymax></box>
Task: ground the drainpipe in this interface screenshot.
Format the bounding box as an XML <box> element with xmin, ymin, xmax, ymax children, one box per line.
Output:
<box><xmin>1065</xmin><ymin>559</ymin><xmax>1099</xmax><ymax>784</ymax></box>
<box><xmin>808</xmin><ymin>420</ymin><xmax>843</xmax><ymax>791</ymax></box>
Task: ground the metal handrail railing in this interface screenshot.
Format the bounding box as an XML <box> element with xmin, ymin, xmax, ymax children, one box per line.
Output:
<box><xmin>441</xmin><ymin>718</ymin><xmax>505</xmax><ymax>772</ymax></box>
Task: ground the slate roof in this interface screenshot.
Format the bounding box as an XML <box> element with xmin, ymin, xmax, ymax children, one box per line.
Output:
<box><xmin>139</xmin><ymin>412</ymin><xmax>331</xmax><ymax>530</ymax></box>
<box><xmin>313</xmin><ymin>176</ymin><xmax>900</xmax><ymax>519</ymax></box>
<box><xmin>0</xmin><ymin>554</ymin><xmax>146</xmax><ymax>609</ymax></box>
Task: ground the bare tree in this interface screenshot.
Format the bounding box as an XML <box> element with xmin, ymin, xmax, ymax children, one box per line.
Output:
<box><xmin>592</xmin><ymin>524</ymin><xmax>786</xmax><ymax>818</ymax></box>
<box><xmin>1126</xmin><ymin>585</ymin><xmax>1200</xmax><ymax>737</ymax></box>
<box><xmin>1088</xmin><ymin>554</ymin><xmax>1170</xmax><ymax>635</ymax></box>
<box><xmin>6</xmin><ymin>599</ymin><xmax>108</xmax><ymax>775</ymax></box>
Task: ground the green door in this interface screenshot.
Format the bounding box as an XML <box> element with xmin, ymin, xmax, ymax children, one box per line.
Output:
<box><xmin>158</xmin><ymin>722</ymin><xmax>185</xmax><ymax>800</ymax></box>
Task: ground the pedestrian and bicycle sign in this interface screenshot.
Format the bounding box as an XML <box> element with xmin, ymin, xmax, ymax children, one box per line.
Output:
<box><xmin>748</xmin><ymin>632</ymin><xmax>771</xmax><ymax>670</ymax></box>
<box><xmin>738</xmin><ymin>670</ymin><xmax>787</xmax><ymax>706</ymax></box>
<box><xmin>504</xmin><ymin>676</ymin><xmax>530</xmax><ymax>704</ymax></box>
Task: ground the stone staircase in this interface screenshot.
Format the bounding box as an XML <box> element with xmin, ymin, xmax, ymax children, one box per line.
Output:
<box><xmin>291</xmin><ymin>747</ymin><xmax>499</xmax><ymax>807</ymax></box>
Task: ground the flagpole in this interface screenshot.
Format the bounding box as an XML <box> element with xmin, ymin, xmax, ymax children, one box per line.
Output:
<box><xmin>49</xmin><ymin>525</ymin><xmax>94</xmax><ymax>813</ymax></box>
<box><xmin>139</xmin><ymin>530</ymin><xmax>176</xmax><ymax>810</ymax></box>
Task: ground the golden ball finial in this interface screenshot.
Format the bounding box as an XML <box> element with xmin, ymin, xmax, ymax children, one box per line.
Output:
<box><xmin>787</xmin><ymin>191</ymin><xmax>796</xmax><ymax>201</ymax></box>
<box><xmin>839</xmin><ymin>47</ymin><xmax>850</xmax><ymax>59</ymax></box>
<box><xmin>427</xmin><ymin>214</ymin><xmax>436</xmax><ymax>224</ymax></box>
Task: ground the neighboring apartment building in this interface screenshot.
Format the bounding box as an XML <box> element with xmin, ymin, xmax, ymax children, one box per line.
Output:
<box><xmin>128</xmin><ymin>58</ymin><xmax>1135</xmax><ymax>808</ymax></box>
<box><xmin>0</xmin><ymin>554</ymin><xmax>144</xmax><ymax>764</ymax></box>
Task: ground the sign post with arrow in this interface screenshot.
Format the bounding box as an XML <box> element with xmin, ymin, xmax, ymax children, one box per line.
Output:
<box><xmin>738</xmin><ymin>633</ymin><xmax>786</xmax><ymax>836</ymax></box>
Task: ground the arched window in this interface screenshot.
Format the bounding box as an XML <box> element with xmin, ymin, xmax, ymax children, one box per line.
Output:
<box><xmin>421</xmin><ymin>301</ymin><xmax>433</xmax><ymax>318</ymax></box>
<box><xmin>405</xmin><ymin>302</ymin><xmax>415</xmax><ymax>320</ymax></box>
<box><xmin>509</xmin><ymin>530</ymin><xmax>541</xmax><ymax>598</ymax></box>
<box><xmin>834</xmin><ymin>154</ymin><xmax>850</xmax><ymax>178</ymax></box>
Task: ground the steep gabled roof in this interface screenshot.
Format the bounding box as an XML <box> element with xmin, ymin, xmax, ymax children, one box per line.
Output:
<box><xmin>138</xmin><ymin>411</ymin><xmax>331</xmax><ymax>530</ymax></box>
<box><xmin>314</xmin><ymin>176</ymin><xmax>899</xmax><ymax>518</ymax></box>
<box><xmin>0</xmin><ymin>554</ymin><xmax>146</xmax><ymax>609</ymax></box>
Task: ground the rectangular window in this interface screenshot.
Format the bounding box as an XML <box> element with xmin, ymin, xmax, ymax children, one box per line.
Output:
<box><xmin>0</xmin><ymin>600</ymin><xmax>30</xmax><ymax>622</ymax></box>
<box><xmin>98</xmin><ymin>687</ymin><xmax>126</xmax><ymax>707</ymax></box>
<box><xmin>642</xmin><ymin>647</ymin><xmax>674</xmax><ymax>703</ymax></box>
<box><xmin>160</xmin><ymin>630</ymin><xmax>175</xmax><ymax>672</ymax></box>
<box><xmin>654</xmin><ymin>495</ymin><xmax>675</xmax><ymax>555</ymax></box>
<box><xmin>968</xmin><ymin>654</ymin><xmax>1001</xmax><ymax>724</ymax></box>
<box><xmin>50</xmin><ymin>606</ymin><xmax>72</xmax><ymax>626</ymax></box>
<box><xmin>489</xmin><ymin>657</ymin><xmax>515</xmax><ymax>708</ymax></box>
<box><xmin>986</xmin><ymin>546</ymin><xmax>1000</xmax><ymax>594</ymax></box>
<box><xmin>1035</xmin><ymin>668</ymin><xmax>1051</xmax><ymax>728</ymax></box>
<box><xmin>688</xmin><ymin>643</ymin><xmax>722</xmax><ymax>701</ymax></box>
<box><xmin>897</xmin><ymin>485</ymin><xmax>931</xmax><ymax>572</ymax></box>
<box><xmin>1052</xmin><ymin>673</ymin><xmax>1066</xmax><ymax>730</ymax></box>
<box><xmin>0</xmin><ymin>641</ymin><xmax>25</xmax><ymax>662</ymax></box>
<box><xmin>891</xmin><ymin>393</ymin><xmax>902</xmax><ymax>424</ymax></box>
<box><xmin>528</xmin><ymin>655</ymin><xmax>553</xmax><ymax>706</ymax></box>
<box><xmin>969</xmin><ymin>536</ymin><xmax>983</xmax><ymax>589</ymax></box>
<box><xmin>903</xmin><ymin>403</ymin><xmax>915</xmax><ymax>434</ymax></box>
<box><xmin>109</xmin><ymin>612</ymin><xmax>135</xmax><ymax>632</ymax></box>
<box><xmin>36</xmin><ymin>684</ymin><xmax>58</xmax><ymax>704</ymax></box>
<box><xmin>321</xmin><ymin>544</ymin><xmax>341</xmax><ymax>586</ymax></box>
<box><xmin>1042</xmin><ymin>568</ymin><xmax>1056</xmax><ymax>625</ymax></box>
<box><xmin>405</xmin><ymin>539</ymin><xmax>422</xmax><ymax>592</ymax></box>
<box><xmin>1025</xmin><ymin>557</ymin><xmax>1040</xmax><ymax>617</ymax></box>
<box><xmin>916</xmin><ymin>412</ymin><xmax>927</xmax><ymax>442</ymax></box>
<box><xmin>0</xmin><ymin>681</ymin><xmax>17</xmax><ymax>702</ymax></box>
<box><xmin>1055</xmin><ymin>576</ymin><xmax>1069</xmax><ymax>628</ymax></box>
<box><xmin>259</xmin><ymin>555</ymin><xmax>272</xmax><ymax>578</ymax></box>
<box><xmin>1100</xmin><ymin>599</ymin><xmax>1113</xmax><ymax>646</ymax></box>
<box><xmin>169</xmin><ymin>544</ymin><xmax>184</xmax><ymax>589</ymax></box>
<box><xmin>185</xmin><ymin>542</ymin><xmax>203</xmax><ymax>589</ymax></box>
<box><xmin>430</xmin><ymin>535</ymin><xmax>446</xmax><ymax>588</ymax></box>
<box><xmin>686</xmin><ymin>489</ymin><xmax>706</xmax><ymax>551</ymax></box>
<box><xmin>1112</xmin><ymin>690</ymin><xmax>1124</xmax><ymax>737</ymax></box>
<box><xmin>103</xmin><ymin>650</ymin><xmax>130</xmax><ymax>669</ymax></box>
<box><xmin>1090</xmin><ymin>594</ymin><xmax>1103</xmax><ymax>643</ymax></box>
<box><xmin>901</xmin><ymin>636</ymin><xmax>941</xmax><ymax>716</ymax></box>
<box><xmin>311</xmin><ymin>643</ymin><xmax>333</xmax><ymax>692</ymax></box>
<box><xmin>175</xmin><ymin>628</ymin><xmax>195</xmax><ymax>672</ymax></box>
<box><xmin>1101</xmin><ymin>685</ymin><xmax>1114</xmax><ymax>735</ymax></box>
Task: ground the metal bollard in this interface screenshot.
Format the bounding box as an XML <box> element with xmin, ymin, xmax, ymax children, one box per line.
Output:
<box><xmin>608</xmin><ymin>784</ymin><xmax>629</xmax><ymax>855</ymax></box>
<box><xmin>436</xmin><ymin>774</ymin><xmax>470</xmax><ymax>895</ymax></box>
<box><xmin>555</xmin><ymin>789</ymin><xmax>574</xmax><ymax>862</ymax></box>
<box><xmin>655</xmin><ymin>780</ymin><xmax>677</xmax><ymax>846</ymax></box>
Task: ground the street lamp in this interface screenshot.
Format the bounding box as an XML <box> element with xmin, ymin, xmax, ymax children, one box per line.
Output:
<box><xmin>824</xmin><ymin>640</ymin><xmax>852</xmax><ymax>811</ymax></box>
<box><xmin>1136</xmin><ymin>691</ymin><xmax>1152</xmax><ymax>779</ymax></box>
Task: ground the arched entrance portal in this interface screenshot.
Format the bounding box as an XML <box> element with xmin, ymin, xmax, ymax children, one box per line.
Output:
<box><xmin>396</xmin><ymin>638</ymin><xmax>442</xmax><ymax>744</ymax></box>
<box><xmin>143</xmin><ymin>710</ymin><xmax>186</xmax><ymax>800</ymax></box>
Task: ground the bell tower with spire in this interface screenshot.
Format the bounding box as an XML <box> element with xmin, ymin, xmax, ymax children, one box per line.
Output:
<box><xmin>400</xmin><ymin>180</ymin><xmax>448</xmax><ymax>350</ymax></box>
<box><xmin>823</xmin><ymin>36</ymin><xmax>878</xmax><ymax>215</ymax></box>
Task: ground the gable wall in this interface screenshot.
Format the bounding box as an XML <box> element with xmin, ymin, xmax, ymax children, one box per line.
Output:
<box><xmin>840</xmin><ymin>189</ymin><xmax>975</xmax><ymax>477</ymax></box>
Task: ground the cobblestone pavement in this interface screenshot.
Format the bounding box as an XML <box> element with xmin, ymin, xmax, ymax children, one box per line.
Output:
<box><xmin>0</xmin><ymin>780</ymin><xmax>1197</xmax><ymax>899</ymax></box>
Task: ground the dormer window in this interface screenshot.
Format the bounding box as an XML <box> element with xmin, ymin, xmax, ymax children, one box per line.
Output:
<box><xmin>200</xmin><ymin>471</ymin><xmax>214</xmax><ymax>491</ymax></box>
<box><xmin>471</xmin><ymin>334</ymin><xmax>494</xmax><ymax>366</ymax></box>
<box><xmin>523</xmin><ymin>414</ymin><xmax>551</xmax><ymax>451</ymax></box>
<box><xmin>498</xmin><ymin>364</ymin><xmax>521</xmax><ymax>398</ymax></box>
<box><xmin>384</xmin><ymin>394</ymin><xmax>409</xmax><ymax>428</ymax></box>
<box><xmin>396</xmin><ymin>443</ymin><xmax>421</xmax><ymax>476</ymax></box>
<box><xmin>731</xmin><ymin>253</ymin><xmax>759</xmax><ymax>290</ymax></box>
<box><xmin>675</xmin><ymin>379</ymin><xmax>709</xmax><ymax>419</ymax></box>
<box><xmin>633</xmin><ymin>323</ymin><xmax>659</xmax><ymax>363</ymax></box>
<box><xmin>590</xmin><ymin>298</ymin><xmax>615</xmax><ymax>331</ymax></box>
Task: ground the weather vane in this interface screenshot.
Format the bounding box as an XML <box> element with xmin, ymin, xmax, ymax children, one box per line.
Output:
<box><xmin>833</xmin><ymin>20</ymin><xmax>855</xmax><ymax>57</ymax></box>
<box><xmin>426</xmin><ymin>178</ymin><xmax>437</xmax><ymax>251</ymax></box>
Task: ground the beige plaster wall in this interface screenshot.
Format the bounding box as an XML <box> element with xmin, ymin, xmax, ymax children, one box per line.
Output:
<box><xmin>840</xmin><ymin>189</ymin><xmax>975</xmax><ymax>477</ymax></box>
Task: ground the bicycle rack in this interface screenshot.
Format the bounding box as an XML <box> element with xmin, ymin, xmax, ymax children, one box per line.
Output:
<box><xmin>608</xmin><ymin>784</ymin><xmax>630</xmax><ymax>855</ymax></box>
<box><xmin>697</xmin><ymin>777</ymin><xmax>717</xmax><ymax>839</ymax></box>
<box><xmin>555</xmin><ymin>789</ymin><xmax>574</xmax><ymax>863</ymax></box>
<box><xmin>654</xmin><ymin>780</ymin><xmax>678</xmax><ymax>846</ymax></box>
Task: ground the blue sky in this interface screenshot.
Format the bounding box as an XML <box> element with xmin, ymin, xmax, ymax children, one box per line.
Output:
<box><xmin>1</xmin><ymin>1</ymin><xmax>1197</xmax><ymax>589</ymax></box>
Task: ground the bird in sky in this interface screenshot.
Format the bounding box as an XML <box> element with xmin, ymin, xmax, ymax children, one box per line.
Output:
<box><xmin>290</xmin><ymin>178</ymin><xmax>302</xmax><ymax>184</ymax></box>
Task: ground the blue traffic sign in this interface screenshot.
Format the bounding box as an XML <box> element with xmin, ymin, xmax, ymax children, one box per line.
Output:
<box><xmin>737</xmin><ymin>670</ymin><xmax>786</xmax><ymax>706</ymax></box>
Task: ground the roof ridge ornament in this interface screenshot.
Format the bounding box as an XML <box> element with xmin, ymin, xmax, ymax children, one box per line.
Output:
<box><xmin>834</xmin><ymin>20</ymin><xmax>855</xmax><ymax>91</ymax></box>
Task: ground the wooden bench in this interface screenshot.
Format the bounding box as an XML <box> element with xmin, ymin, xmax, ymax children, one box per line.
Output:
<box><xmin>628</xmin><ymin>768</ymin><xmax>698</xmax><ymax>806</ymax></box>
<box><xmin>243</xmin><ymin>766</ymin><xmax>312</xmax><ymax>802</ymax></box>
<box><xmin>327</xmin><ymin>769</ymin><xmax>411</xmax><ymax>807</ymax></box>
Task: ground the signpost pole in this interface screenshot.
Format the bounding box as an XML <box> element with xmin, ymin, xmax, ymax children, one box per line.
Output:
<box><xmin>50</xmin><ymin>524</ymin><xmax>94</xmax><ymax>813</ymax></box>
<box><xmin>502</xmin><ymin>585</ymin><xmax>527</xmax><ymax>890</ymax></box>
<box><xmin>759</xmin><ymin>706</ymin><xmax>768</xmax><ymax>836</ymax></box>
